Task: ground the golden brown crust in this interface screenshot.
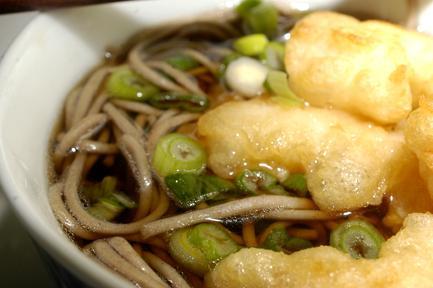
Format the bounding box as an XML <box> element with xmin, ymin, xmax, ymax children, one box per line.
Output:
<box><xmin>206</xmin><ymin>213</ymin><xmax>433</xmax><ymax>288</ymax></box>
<box><xmin>285</xmin><ymin>12</ymin><xmax>412</xmax><ymax>124</ymax></box>
<box><xmin>364</xmin><ymin>20</ymin><xmax>433</xmax><ymax>107</ymax></box>
<box><xmin>404</xmin><ymin>98</ymin><xmax>433</xmax><ymax>203</ymax></box>
<box><xmin>197</xmin><ymin>100</ymin><xmax>411</xmax><ymax>212</ymax></box>
<box><xmin>201</xmin><ymin>12</ymin><xmax>433</xmax><ymax>288</ymax></box>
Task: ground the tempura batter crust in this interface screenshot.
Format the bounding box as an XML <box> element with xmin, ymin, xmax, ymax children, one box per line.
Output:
<box><xmin>207</xmin><ymin>213</ymin><xmax>433</xmax><ymax>288</ymax></box>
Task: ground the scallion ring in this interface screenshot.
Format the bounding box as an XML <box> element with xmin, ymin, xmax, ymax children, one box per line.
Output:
<box><xmin>330</xmin><ymin>220</ymin><xmax>385</xmax><ymax>259</ymax></box>
<box><xmin>152</xmin><ymin>133</ymin><xmax>206</xmax><ymax>177</ymax></box>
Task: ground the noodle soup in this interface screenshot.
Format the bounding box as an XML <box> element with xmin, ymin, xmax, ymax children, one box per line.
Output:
<box><xmin>45</xmin><ymin>0</ymin><xmax>433</xmax><ymax>287</ymax></box>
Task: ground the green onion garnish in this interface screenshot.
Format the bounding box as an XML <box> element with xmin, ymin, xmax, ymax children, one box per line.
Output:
<box><xmin>100</xmin><ymin>176</ymin><xmax>117</xmax><ymax>196</ymax></box>
<box><xmin>189</xmin><ymin>223</ymin><xmax>240</xmax><ymax>262</ymax></box>
<box><xmin>165</xmin><ymin>173</ymin><xmax>235</xmax><ymax>208</ymax></box>
<box><xmin>265</xmin><ymin>70</ymin><xmax>303</xmax><ymax>105</ymax></box>
<box><xmin>235</xmin><ymin>169</ymin><xmax>278</xmax><ymax>194</ymax></box>
<box><xmin>271</xmin><ymin>96</ymin><xmax>302</xmax><ymax>107</ymax></box>
<box><xmin>260</xmin><ymin>41</ymin><xmax>285</xmax><ymax>70</ymax></box>
<box><xmin>266</xmin><ymin>184</ymin><xmax>288</xmax><ymax>195</ymax></box>
<box><xmin>152</xmin><ymin>133</ymin><xmax>206</xmax><ymax>177</ymax></box>
<box><xmin>106</xmin><ymin>68</ymin><xmax>160</xmax><ymax>101</ymax></box>
<box><xmin>262</xmin><ymin>225</ymin><xmax>312</xmax><ymax>252</ymax></box>
<box><xmin>87</xmin><ymin>197</ymin><xmax>125</xmax><ymax>221</ymax></box>
<box><xmin>83</xmin><ymin>176</ymin><xmax>136</xmax><ymax>221</ymax></box>
<box><xmin>236</xmin><ymin>0</ymin><xmax>261</xmax><ymax>17</ymax></box>
<box><xmin>165</xmin><ymin>173</ymin><xmax>203</xmax><ymax>208</ymax></box>
<box><xmin>233</xmin><ymin>34</ymin><xmax>269</xmax><ymax>56</ymax></box>
<box><xmin>169</xmin><ymin>224</ymin><xmax>240</xmax><ymax>275</ymax></box>
<box><xmin>200</xmin><ymin>175</ymin><xmax>236</xmax><ymax>198</ymax></box>
<box><xmin>242</xmin><ymin>1</ymin><xmax>278</xmax><ymax>38</ymax></box>
<box><xmin>282</xmin><ymin>173</ymin><xmax>309</xmax><ymax>197</ymax></box>
<box><xmin>330</xmin><ymin>220</ymin><xmax>385</xmax><ymax>259</ymax></box>
<box><xmin>166</xmin><ymin>54</ymin><xmax>200</xmax><ymax>71</ymax></box>
<box><xmin>148</xmin><ymin>92</ymin><xmax>209</xmax><ymax>112</ymax></box>
<box><xmin>262</xmin><ymin>225</ymin><xmax>290</xmax><ymax>252</ymax></box>
<box><xmin>284</xmin><ymin>237</ymin><xmax>313</xmax><ymax>251</ymax></box>
<box><xmin>169</xmin><ymin>227</ymin><xmax>210</xmax><ymax>276</ymax></box>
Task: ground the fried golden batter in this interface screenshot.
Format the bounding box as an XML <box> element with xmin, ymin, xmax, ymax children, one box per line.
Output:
<box><xmin>199</xmin><ymin>10</ymin><xmax>433</xmax><ymax>288</ymax></box>
<box><xmin>197</xmin><ymin>100</ymin><xmax>410</xmax><ymax>212</ymax></box>
<box><xmin>382</xmin><ymin>148</ymin><xmax>433</xmax><ymax>232</ymax></box>
<box><xmin>405</xmin><ymin>98</ymin><xmax>433</xmax><ymax>197</ymax></box>
<box><xmin>206</xmin><ymin>213</ymin><xmax>433</xmax><ymax>288</ymax></box>
<box><xmin>286</xmin><ymin>12</ymin><xmax>433</xmax><ymax>123</ymax></box>
<box><xmin>364</xmin><ymin>20</ymin><xmax>433</xmax><ymax>107</ymax></box>
<box><xmin>285</xmin><ymin>12</ymin><xmax>412</xmax><ymax>124</ymax></box>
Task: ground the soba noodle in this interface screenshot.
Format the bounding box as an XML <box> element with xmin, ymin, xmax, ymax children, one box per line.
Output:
<box><xmin>47</xmin><ymin>2</ymin><xmax>407</xmax><ymax>287</ymax></box>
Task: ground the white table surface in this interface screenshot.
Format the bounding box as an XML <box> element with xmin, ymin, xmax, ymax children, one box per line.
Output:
<box><xmin>0</xmin><ymin>11</ymin><xmax>57</xmax><ymax>287</ymax></box>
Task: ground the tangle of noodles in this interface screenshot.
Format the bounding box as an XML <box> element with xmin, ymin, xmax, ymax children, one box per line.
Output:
<box><xmin>47</xmin><ymin>8</ymin><xmax>406</xmax><ymax>288</ymax></box>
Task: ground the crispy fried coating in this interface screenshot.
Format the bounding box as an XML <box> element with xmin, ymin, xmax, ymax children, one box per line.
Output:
<box><xmin>197</xmin><ymin>100</ymin><xmax>409</xmax><ymax>212</ymax></box>
<box><xmin>285</xmin><ymin>12</ymin><xmax>412</xmax><ymax>124</ymax></box>
<box><xmin>206</xmin><ymin>213</ymin><xmax>433</xmax><ymax>288</ymax></box>
<box><xmin>405</xmin><ymin>98</ymin><xmax>433</xmax><ymax>199</ymax></box>
<box><xmin>364</xmin><ymin>20</ymin><xmax>433</xmax><ymax>107</ymax></box>
<box><xmin>383</xmin><ymin>149</ymin><xmax>433</xmax><ymax>232</ymax></box>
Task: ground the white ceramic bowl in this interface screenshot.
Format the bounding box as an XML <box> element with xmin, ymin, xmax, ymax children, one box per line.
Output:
<box><xmin>0</xmin><ymin>0</ymin><xmax>431</xmax><ymax>287</ymax></box>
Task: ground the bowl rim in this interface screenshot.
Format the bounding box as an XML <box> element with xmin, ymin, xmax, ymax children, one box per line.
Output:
<box><xmin>0</xmin><ymin>9</ymin><xmax>135</xmax><ymax>288</ymax></box>
<box><xmin>0</xmin><ymin>2</ymin><xmax>189</xmax><ymax>287</ymax></box>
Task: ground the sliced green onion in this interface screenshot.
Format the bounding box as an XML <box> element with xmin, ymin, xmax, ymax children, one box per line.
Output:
<box><xmin>271</xmin><ymin>95</ymin><xmax>303</xmax><ymax>107</ymax></box>
<box><xmin>244</xmin><ymin>2</ymin><xmax>278</xmax><ymax>38</ymax></box>
<box><xmin>266</xmin><ymin>184</ymin><xmax>289</xmax><ymax>195</ymax></box>
<box><xmin>262</xmin><ymin>225</ymin><xmax>312</xmax><ymax>252</ymax></box>
<box><xmin>266</xmin><ymin>70</ymin><xmax>303</xmax><ymax>105</ymax></box>
<box><xmin>82</xmin><ymin>176</ymin><xmax>117</xmax><ymax>203</ymax></box>
<box><xmin>282</xmin><ymin>173</ymin><xmax>309</xmax><ymax>197</ymax></box>
<box><xmin>330</xmin><ymin>220</ymin><xmax>385</xmax><ymax>259</ymax></box>
<box><xmin>165</xmin><ymin>173</ymin><xmax>235</xmax><ymax>208</ymax></box>
<box><xmin>148</xmin><ymin>92</ymin><xmax>209</xmax><ymax>112</ymax></box>
<box><xmin>233</xmin><ymin>34</ymin><xmax>269</xmax><ymax>56</ymax></box>
<box><xmin>262</xmin><ymin>225</ymin><xmax>290</xmax><ymax>252</ymax></box>
<box><xmin>189</xmin><ymin>223</ymin><xmax>240</xmax><ymax>262</ymax></box>
<box><xmin>169</xmin><ymin>227</ymin><xmax>210</xmax><ymax>275</ymax></box>
<box><xmin>165</xmin><ymin>173</ymin><xmax>203</xmax><ymax>208</ymax></box>
<box><xmin>101</xmin><ymin>176</ymin><xmax>117</xmax><ymax>196</ymax></box>
<box><xmin>260</xmin><ymin>41</ymin><xmax>285</xmax><ymax>70</ymax></box>
<box><xmin>236</xmin><ymin>0</ymin><xmax>261</xmax><ymax>17</ymax></box>
<box><xmin>201</xmin><ymin>175</ymin><xmax>235</xmax><ymax>197</ymax></box>
<box><xmin>83</xmin><ymin>176</ymin><xmax>136</xmax><ymax>221</ymax></box>
<box><xmin>285</xmin><ymin>237</ymin><xmax>313</xmax><ymax>251</ymax></box>
<box><xmin>87</xmin><ymin>192</ymin><xmax>136</xmax><ymax>221</ymax></box>
<box><xmin>87</xmin><ymin>196</ymin><xmax>125</xmax><ymax>221</ymax></box>
<box><xmin>82</xmin><ymin>185</ymin><xmax>104</xmax><ymax>204</ymax></box>
<box><xmin>169</xmin><ymin>223</ymin><xmax>240</xmax><ymax>275</ymax></box>
<box><xmin>235</xmin><ymin>169</ymin><xmax>277</xmax><ymax>194</ymax></box>
<box><xmin>166</xmin><ymin>55</ymin><xmax>200</xmax><ymax>71</ymax></box>
<box><xmin>106</xmin><ymin>68</ymin><xmax>160</xmax><ymax>101</ymax></box>
<box><xmin>153</xmin><ymin>133</ymin><xmax>206</xmax><ymax>177</ymax></box>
